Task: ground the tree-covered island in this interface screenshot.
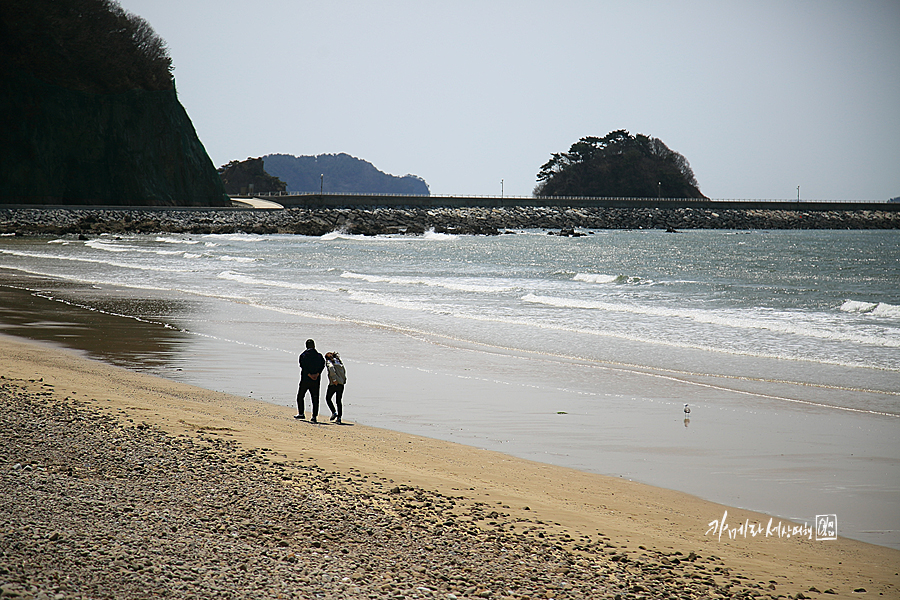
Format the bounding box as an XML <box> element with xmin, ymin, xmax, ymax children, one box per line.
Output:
<box><xmin>534</xmin><ymin>130</ymin><xmax>705</xmax><ymax>199</ymax></box>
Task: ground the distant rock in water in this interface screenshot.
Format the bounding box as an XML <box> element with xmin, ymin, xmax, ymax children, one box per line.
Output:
<box><xmin>0</xmin><ymin>0</ymin><xmax>229</xmax><ymax>206</ymax></box>
<box><xmin>263</xmin><ymin>153</ymin><xmax>429</xmax><ymax>196</ymax></box>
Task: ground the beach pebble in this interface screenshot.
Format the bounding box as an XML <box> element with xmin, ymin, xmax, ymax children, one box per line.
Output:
<box><xmin>0</xmin><ymin>376</ymin><xmax>812</xmax><ymax>600</ymax></box>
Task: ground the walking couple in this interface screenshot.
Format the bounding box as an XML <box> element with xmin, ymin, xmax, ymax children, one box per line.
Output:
<box><xmin>295</xmin><ymin>339</ymin><xmax>346</xmax><ymax>424</ymax></box>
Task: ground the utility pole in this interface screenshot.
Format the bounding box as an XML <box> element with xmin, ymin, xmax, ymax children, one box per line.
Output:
<box><xmin>501</xmin><ymin>179</ymin><xmax>504</xmax><ymax>198</ymax></box>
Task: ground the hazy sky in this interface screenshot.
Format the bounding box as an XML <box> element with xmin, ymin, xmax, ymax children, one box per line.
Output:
<box><xmin>118</xmin><ymin>0</ymin><xmax>899</xmax><ymax>200</ymax></box>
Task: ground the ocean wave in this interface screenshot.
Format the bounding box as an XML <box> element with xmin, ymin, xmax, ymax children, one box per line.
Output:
<box><xmin>85</xmin><ymin>239</ymin><xmax>182</xmax><ymax>255</ymax></box>
<box><xmin>347</xmin><ymin>290</ymin><xmax>458</xmax><ymax>313</ymax></box>
<box><xmin>206</xmin><ymin>234</ymin><xmax>268</xmax><ymax>243</ymax></box>
<box><xmin>573</xmin><ymin>273</ymin><xmax>619</xmax><ymax>284</ymax></box>
<box><xmin>217</xmin><ymin>270</ymin><xmax>339</xmax><ymax>293</ymax></box>
<box><xmin>0</xmin><ymin>248</ymin><xmax>186</xmax><ymax>272</ymax></box>
<box><xmin>521</xmin><ymin>293</ymin><xmax>900</xmax><ymax>348</ymax></box>
<box><xmin>443</xmin><ymin>305</ymin><xmax>900</xmax><ymax>374</ymax></box>
<box><xmin>841</xmin><ymin>300</ymin><xmax>900</xmax><ymax>317</ymax></box>
<box><xmin>320</xmin><ymin>232</ymin><xmax>363</xmax><ymax>241</ymax></box>
<box><xmin>319</xmin><ymin>229</ymin><xmax>458</xmax><ymax>241</ymax></box>
<box><xmin>0</xmin><ymin>264</ymin><xmax>185</xmax><ymax>293</ymax></box>
<box><xmin>423</xmin><ymin>229</ymin><xmax>458</xmax><ymax>240</ymax></box>
<box><xmin>155</xmin><ymin>236</ymin><xmax>201</xmax><ymax>245</ymax></box>
<box><xmin>218</xmin><ymin>255</ymin><xmax>256</xmax><ymax>263</ymax></box>
<box><xmin>341</xmin><ymin>271</ymin><xmax>515</xmax><ymax>294</ymax></box>
<box><xmin>573</xmin><ymin>273</ymin><xmax>649</xmax><ymax>285</ymax></box>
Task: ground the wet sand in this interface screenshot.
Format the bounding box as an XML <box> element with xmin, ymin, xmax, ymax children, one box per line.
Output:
<box><xmin>2</xmin><ymin>333</ymin><xmax>898</xmax><ymax>599</ymax></box>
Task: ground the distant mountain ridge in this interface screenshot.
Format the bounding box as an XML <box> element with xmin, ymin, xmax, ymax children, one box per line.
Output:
<box><xmin>262</xmin><ymin>153</ymin><xmax>429</xmax><ymax>196</ymax></box>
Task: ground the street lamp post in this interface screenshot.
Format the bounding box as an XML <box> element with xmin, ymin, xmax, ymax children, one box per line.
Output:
<box><xmin>320</xmin><ymin>174</ymin><xmax>324</xmax><ymax>195</ymax></box>
<box><xmin>501</xmin><ymin>179</ymin><xmax>504</xmax><ymax>198</ymax></box>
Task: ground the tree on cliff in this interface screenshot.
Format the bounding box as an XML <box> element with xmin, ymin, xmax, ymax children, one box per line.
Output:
<box><xmin>1</xmin><ymin>0</ymin><xmax>228</xmax><ymax>206</ymax></box>
<box><xmin>262</xmin><ymin>153</ymin><xmax>430</xmax><ymax>196</ymax></box>
<box><xmin>533</xmin><ymin>130</ymin><xmax>705</xmax><ymax>199</ymax></box>
<box><xmin>218</xmin><ymin>158</ymin><xmax>287</xmax><ymax>195</ymax></box>
<box><xmin>0</xmin><ymin>0</ymin><xmax>173</xmax><ymax>92</ymax></box>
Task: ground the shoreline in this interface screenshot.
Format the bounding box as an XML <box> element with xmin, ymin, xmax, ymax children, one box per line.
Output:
<box><xmin>2</xmin><ymin>333</ymin><xmax>898</xmax><ymax>599</ymax></box>
<box><xmin>2</xmin><ymin>264</ymin><xmax>898</xmax><ymax>554</ymax></box>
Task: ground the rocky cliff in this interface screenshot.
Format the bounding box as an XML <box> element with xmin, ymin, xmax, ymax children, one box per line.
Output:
<box><xmin>0</xmin><ymin>0</ymin><xmax>229</xmax><ymax>206</ymax></box>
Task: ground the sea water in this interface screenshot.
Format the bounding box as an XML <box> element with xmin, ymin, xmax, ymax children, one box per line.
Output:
<box><xmin>1</xmin><ymin>228</ymin><xmax>898</xmax><ymax>548</ymax></box>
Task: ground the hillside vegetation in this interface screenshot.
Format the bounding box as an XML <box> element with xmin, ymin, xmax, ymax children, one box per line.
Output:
<box><xmin>263</xmin><ymin>153</ymin><xmax>430</xmax><ymax>196</ymax></box>
<box><xmin>0</xmin><ymin>0</ymin><xmax>173</xmax><ymax>93</ymax></box>
<box><xmin>0</xmin><ymin>0</ymin><xmax>228</xmax><ymax>206</ymax></box>
<box><xmin>534</xmin><ymin>130</ymin><xmax>705</xmax><ymax>199</ymax></box>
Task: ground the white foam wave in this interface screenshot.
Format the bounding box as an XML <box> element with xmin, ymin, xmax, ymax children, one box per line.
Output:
<box><xmin>320</xmin><ymin>231</ymin><xmax>442</xmax><ymax>242</ymax></box>
<box><xmin>873</xmin><ymin>303</ymin><xmax>900</xmax><ymax>317</ymax></box>
<box><xmin>442</xmin><ymin>305</ymin><xmax>900</xmax><ymax>373</ymax></box>
<box><xmin>574</xmin><ymin>273</ymin><xmax>618</xmax><ymax>284</ymax></box>
<box><xmin>85</xmin><ymin>239</ymin><xmax>182</xmax><ymax>255</ymax></box>
<box><xmin>841</xmin><ymin>300</ymin><xmax>900</xmax><ymax>317</ymax></box>
<box><xmin>217</xmin><ymin>270</ymin><xmax>339</xmax><ymax>292</ymax></box>
<box><xmin>318</xmin><ymin>228</ymin><xmax>457</xmax><ymax>242</ymax></box>
<box><xmin>84</xmin><ymin>240</ymin><xmax>133</xmax><ymax>253</ymax></box>
<box><xmin>218</xmin><ymin>255</ymin><xmax>256</xmax><ymax>263</ymax></box>
<box><xmin>208</xmin><ymin>234</ymin><xmax>267</xmax><ymax>242</ymax></box>
<box><xmin>574</xmin><ymin>273</ymin><xmax>652</xmax><ymax>285</ymax></box>
<box><xmin>0</xmin><ymin>264</ymin><xmax>185</xmax><ymax>293</ymax></box>
<box><xmin>340</xmin><ymin>289</ymin><xmax>873</xmax><ymax>370</ymax></box>
<box><xmin>347</xmin><ymin>290</ymin><xmax>458</xmax><ymax>313</ymax></box>
<box><xmin>155</xmin><ymin>236</ymin><xmax>200</xmax><ymax>245</ymax></box>
<box><xmin>321</xmin><ymin>231</ymin><xmax>377</xmax><ymax>241</ymax></box>
<box><xmin>0</xmin><ymin>248</ymin><xmax>186</xmax><ymax>272</ymax></box>
<box><xmin>841</xmin><ymin>300</ymin><xmax>878</xmax><ymax>313</ymax></box>
<box><xmin>521</xmin><ymin>294</ymin><xmax>900</xmax><ymax>348</ymax></box>
<box><xmin>423</xmin><ymin>229</ymin><xmax>458</xmax><ymax>240</ymax></box>
<box><xmin>341</xmin><ymin>271</ymin><xmax>514</xmax><ymax>293</ymax></box>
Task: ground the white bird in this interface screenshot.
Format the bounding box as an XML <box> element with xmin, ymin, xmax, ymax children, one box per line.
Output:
<box><xmin>684</xmin><ymin>404</ymin><xmax>691</xmax><ymax>415</ymax></box>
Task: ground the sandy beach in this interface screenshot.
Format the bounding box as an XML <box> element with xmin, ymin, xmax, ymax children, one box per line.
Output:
<box><xmin>2</xmin><ymin>333</ymin><xmax>897</xmax><ymax>599</ymax></box>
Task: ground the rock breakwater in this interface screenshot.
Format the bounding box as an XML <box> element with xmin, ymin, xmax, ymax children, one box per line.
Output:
<box><xmin>2</xmin><ymin>205</ymin><xmax>898</xmax><ymax>237</ymax></box>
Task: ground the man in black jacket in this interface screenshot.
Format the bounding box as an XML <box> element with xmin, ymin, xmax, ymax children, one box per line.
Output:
<box><xmin>295</xmin><ymin>339</ymin><xmax>325</xmax><ymax>423</ymax></box>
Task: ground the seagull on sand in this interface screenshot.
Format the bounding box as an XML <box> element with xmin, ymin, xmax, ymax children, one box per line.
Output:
<box><xmin>684</xmin><ymin>403</ymin><xmax>691</xmax><ymax>415</ymax></box>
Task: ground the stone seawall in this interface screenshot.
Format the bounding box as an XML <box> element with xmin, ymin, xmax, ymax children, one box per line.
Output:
<box><xmin>2</xmin><ymin>205</ymin><xmax>898</xmax><ymax>237</ymax></box>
